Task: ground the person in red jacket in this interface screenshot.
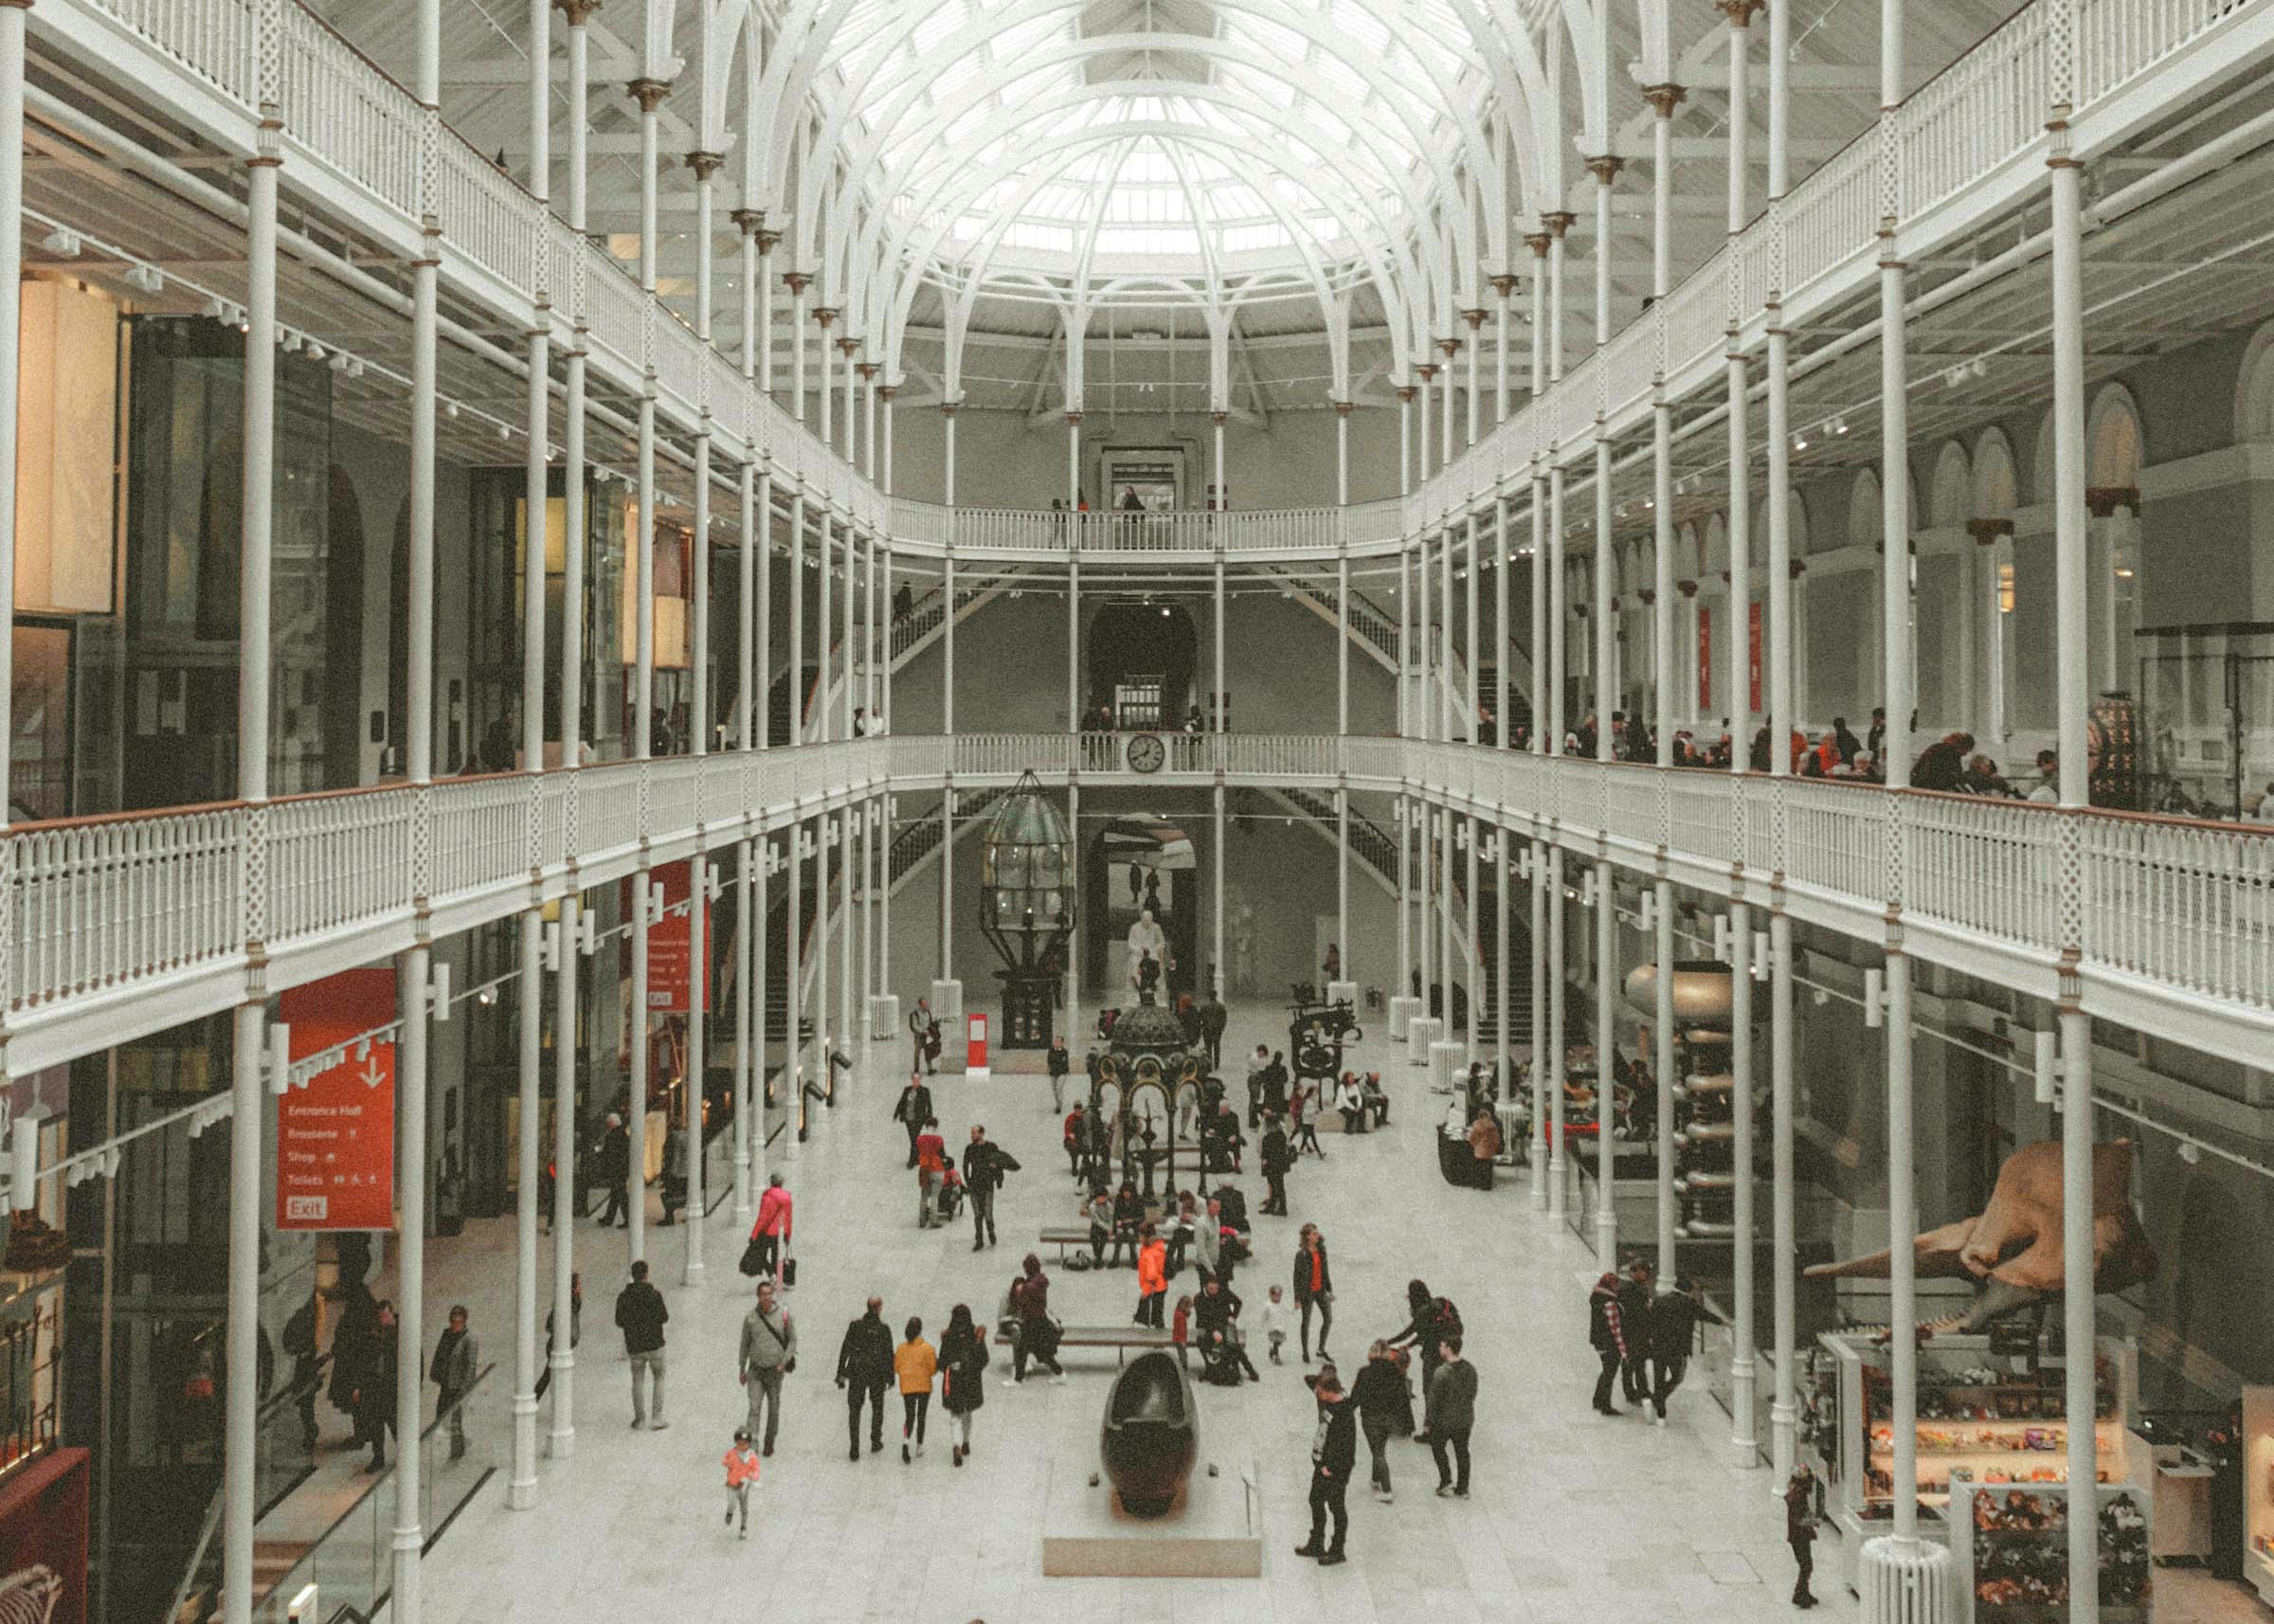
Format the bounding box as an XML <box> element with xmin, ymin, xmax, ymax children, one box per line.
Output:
<box><xmin>1133</xmin><ymin>1222</ymin><xmax>1168</xmax><ymax>1327</ymax></box>
<box><xmin>750</xmin><ymin>1172</ymin><xmax>793</xmax><ymax>1281</ymax></box>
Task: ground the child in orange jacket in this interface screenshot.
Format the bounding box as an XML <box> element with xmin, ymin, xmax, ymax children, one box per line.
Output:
<box><xmin>1134</xmin><ymin>1222</ymin><xmax>1168</xmax><ymax>1328</ymax></box>
<box><xmin>723</xmin><ymin>1427</ymin><xmax>761</xmax><ymax>1539</ymax></box>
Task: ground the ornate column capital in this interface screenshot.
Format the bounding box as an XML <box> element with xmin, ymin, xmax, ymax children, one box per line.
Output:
<box><xmin>1543</xmin><ymin>211</ymin><xmax>1577</xmax><ymax>240</ymax></box>
<box><xmin>836</xmin><ymin>334</ymin><xmax>858</xmax><ymax>357</ymax></box>
<box><xmin>1416</xmin><ymin>363</ymin><xmax>1438</xmax><ymax>382</ymax></box>
<box><xmin>552</xmin><ymin>0</ymin><xmax>602</xmax><ymax>25</ymax></box>
<box><xmin>730</xmin><ymin>208</ymin><xmax>765</xmax><ymax>235</ymax></box>
<box><xmin>1065</xmin><ymin>411</ymin><xmax>1084</xmax><ymax>426</ymax></box>
<box><xmin>1489</xmin><ymin>274</ymin><xmax>1519</xmax><ymax>298</ymax></box>
<box><xmin>939</xmin><ymin>402</ymin><xmax>959</xmax><ymax>417</ymax></box>
<box><xmin>1584</xmin><ymin>153</ymin><xmax>1625</xmax><ymax>187</ymax></box>
<box><xmin>1210</xmin><ymin>411</ymin><xmax>1228</xmax><ymax>427</ymax></box>
<box><xmin>1524</xmin><ymin>231</ymin><xmax>1551</xmax><ymax>260</ymax></box>
<box><xmin>783</xmin><ymin>270</ymin><xmax>810</xmax><ymax>297</ymax></box>
<box><xmin>1677</xmin><ymin>578</ymin><xmax>1699</xmax><ymax>598</ymax></box>
<box><xmin>857</xmin><ymin>362</ymin><xmax>879</xmax><ymax>381</ymax></box>
<box><xmin>2084</xmin><ymin>485</ymin><xmax>2139</xmax><ymax>518</ymax></box>
<box><xmin>1966</xmin><ymin>517</ymin><xmax>2015</xmax><ymax>544</ymax></box>
<box><xmin>1438</xmin><ymin>336</ymin><xmax>1461</xmax><ymax>359</ymax></box>
<box><xmin>1641</xmin><ymin>82</ymin><xmax>1688</xmax><ymax>119</ymax></box>
<box><xmin>1717</xmin><ymin>0</ymin><xmax>1764</xmax><ymax>25</ymax></box>
<box><xmin>684</xmin><ymin>151</ymin><xmax>726</xmax><ymax>181</ymax></box>
<box><xmin>1331</xmin><ymin>399</ymin><xmax>1354</xmax><ymax>416</ymax></box>
<box><xmin>1396</xmin><ymin>386</ymin><xmax>1417</xmax><ymax>404</ymax></box>
<box><xmin>876</xmin><ymin>385</ymin><xmax>896</xmax><ymax>402</ymax></box>
<box><xmin>756</xmin><ymin>229</ymin><xmax>782</xmax><ymax>256</ymax></box>
<box><xmin>625</xmin><ymin>77</ymin><xmax>673</xmax><ymax>115</ymax></box>
<box><xmin>813</xmin><ymin>306</ymin><xmax>839</xmax><ymax>329</ymax></box>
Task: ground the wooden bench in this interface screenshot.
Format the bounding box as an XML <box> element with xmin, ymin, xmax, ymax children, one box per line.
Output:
<box><xmin>1002</xmin><ymin>1321</ymin><xmax>1182</xmax><ymax>1368</ymax></box>
<box><xmin>1038</xmin><ymin>1226</ymin><xmax>1096</xmax><ymax>1265</ymax></box>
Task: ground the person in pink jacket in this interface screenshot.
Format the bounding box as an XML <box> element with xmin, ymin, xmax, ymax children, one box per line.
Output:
<box><xmin>722</xmin><ymin>1427</ymin><xmax>761</xmax><ymax>1539</ymax></box>
<box><xmin>750</xmin><ymin>1172</ymin><xmax>794</xmax><ymax>1282</ymax></box>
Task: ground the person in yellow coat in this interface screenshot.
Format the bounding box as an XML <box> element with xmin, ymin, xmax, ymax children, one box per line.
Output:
<box><xmin>894</xmin><ymin>1317</ymin><xmax>938</xmax><ymax>1463</ymax></box>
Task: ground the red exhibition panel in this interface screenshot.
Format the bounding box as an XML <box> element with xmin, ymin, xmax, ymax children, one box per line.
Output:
<box><xmin>276</xmin><ymin>968</ymin><xmax>398</xmax><ymax>1232</ymax></box>
<box><xmin>628</xmin><ymin>858</ymin><xmax>712</xmax><ymax>1014</ymax></box>
<box><xmin>966</xmin><ymin>1013</ymin><xmax>988</xmax><ymax>1072</ymax></box>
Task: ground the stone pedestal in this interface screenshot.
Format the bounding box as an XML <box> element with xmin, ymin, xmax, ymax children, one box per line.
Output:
<box><xmin>1429</xmin><ymin>1038</ymin><xmax>1464</xmax><ymax>1095</ymax></box>
<box><xmin>1326</xmin><ymin>979</ymin><xmax>1358</xmax><ymax>1010</ymax></box>
<box><xmin>1388</xmin><ymin>994</ymin><xmax>1417</xmax><ymax>1039</ymax></box>
<box><xmin>1407</xmin><ymin>1015</ymin><xmax>1441</xmax><ymax>1067</ymax></box>
<box><xmin>868</xmin><ymin>993</ymin><xmax>900</xmax><ymax>1041</ymax></box>
<box><xmin>1039</xmin><ymin>1453</ymin><xmax>1263</xmax><ymax>1579</ymax></box>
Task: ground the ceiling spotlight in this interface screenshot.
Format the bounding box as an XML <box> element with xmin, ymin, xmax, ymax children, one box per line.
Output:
<box><xmin>202</xmin><ymin>296</ymin><xmax>226</xmax><ymax>320</ymax></box>
<box><xmin>123</xmin><ymin>262</ymin><xmax>163</xmax><ymax>294</ymax></box>
<box><xmin>1832</xmin><ymin>417</ymin><xmax>1849</xmax><ymax>435</ymax></box>
<box><xmin>304</xmin><ymin>341</ymin><xmax>326</xmax><ymax>363</ymax></box>
<box><xmin>328</xmin><ymin>352</ymin><xmax>351</xmax><ymax>373</ymax></box>
<box><xmin>496</xmin><ymin>423</ymin><xmax>512</xmax><ymax>442</ymax></box>
<box><xmin>443</xmin><ymin>400</ymin><xmax>460</xmax><ymax>420</ymax></box>
<box><xmin>1793</xmin><ymin>432</ymin><xmax>1808</xmax><ymax>452</ymax></box>
<box><xmin>40</xmin><ymin>227</ymin><xmax>81</xmax><ymax>257</ymax></box>
<box><xmin>346</xmin><ymin>357</ymin><xmax>365</xmax><ymax>378</ymax></box>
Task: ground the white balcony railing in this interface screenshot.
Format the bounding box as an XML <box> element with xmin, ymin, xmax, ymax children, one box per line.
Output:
<box><xmin>10</xmin><ymin>736</ymin><xmax>2274</xmax><ymax>1074</ymax></box>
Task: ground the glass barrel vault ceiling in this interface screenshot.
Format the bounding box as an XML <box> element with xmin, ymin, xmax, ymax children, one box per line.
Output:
<box><xmin>825</xmin><ymin>0</ymin><xmax>1498</xmax><ymax>298</ymax></box>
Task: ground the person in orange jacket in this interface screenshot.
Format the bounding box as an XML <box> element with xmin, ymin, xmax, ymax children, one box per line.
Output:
<box><xmin>1133</xmin><ymin>1221</ymin><xmax>1168</xmax><ymax>1328</ymax></box>
<box><xmin>722</xmin><ymin>1427</ymin><xmax>761</xmax><ymax>1540</ymax></box>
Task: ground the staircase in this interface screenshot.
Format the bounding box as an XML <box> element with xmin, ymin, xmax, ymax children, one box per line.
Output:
<box><xmin>1259</xmin><ymin>785</ymin><xmax>1398</xmax><ymax>893</ymax></box>
<box><xmin>786</xmin><ymin>573</ymin><xmax>1024</xmax><ymax>743</ymax></box>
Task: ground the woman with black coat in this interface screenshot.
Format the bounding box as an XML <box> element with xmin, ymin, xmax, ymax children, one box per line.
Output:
<box><xmin>937</xmin><ymin>1305</ymin><xmax>989</xmax><ymax>1468</ymax></box>
<box><xmin>1349</xmin><ymin>1341</ymin><xmax>1406</xmax><ymax>1503</ymax></box>
<box><xmin>1291</xmin><ymin>1224</ymin><xmax>1334</xmax><ymax>1363</ymax></box>
<box><xmin>1784</xmin><ymin>1465</ymin><xmax>1820</xmax><ymax>1607</ymax></box>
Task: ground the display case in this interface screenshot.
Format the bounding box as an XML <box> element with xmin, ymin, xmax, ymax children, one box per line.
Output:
<box><xmin>2243</xmin><ymin>1385</ymin><xmax>2274</xmax><ymax>1607</ymax></box>
<box><xmin>1950</xmin><ymin>1482</ymin><xmax>2152</xmax><ymax>1623</ymax></box>
<box><xmin>1813</xmin><ymin>1332</ymin><xmax>2141</xmax><ymax>1597</ymax></box>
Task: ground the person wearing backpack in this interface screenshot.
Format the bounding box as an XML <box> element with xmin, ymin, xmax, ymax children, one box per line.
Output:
<box><xmin>1387</xmin><ymin>1280</ymin><xmax>1459</xmax><ymax>1435</ymax></box>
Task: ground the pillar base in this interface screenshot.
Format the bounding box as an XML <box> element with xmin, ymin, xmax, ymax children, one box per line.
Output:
<box><xmin>1388</xmin><ymin>995</ymin><xmax>1417</xmax><ymax>1039</ymax></box>
<box><xmin>1769</xmin><ymin>1398</ymin><xmax>1798</xmax><ymax>1485</ymax></box>
<box><xmin>1858</xmin><ymin>1535</ymin><xmax>1952</xmax><ymax>1624</ymax></box>
<box><xmin>1427</xmin><ymin>1038</ymin><xmax>1463</xmax><ymax>1095</ymax></box>
<box><xmin>1407</xmin><ymin>1015</ymin><xmax>1441</xmax><ymax>1067</ymax></box>
<box><xmin>931</xmin><ymin>979</ymin><xmax>963</xmax><ymax>1022</ymax></box>
<box><xmin>1326</xmin><ymin>980</ymin><xmax>1358</xmax><ymax>1009</ymax></box>
<box><xmin>1592</xmin><ymin>1207</ymin><xmax>1618</xmax><ymax>1270</ymax></box>
<box><xmin>869</xmin><ymin>993</ymin><xmax>900</xmax><ymax>1041</ymax></box>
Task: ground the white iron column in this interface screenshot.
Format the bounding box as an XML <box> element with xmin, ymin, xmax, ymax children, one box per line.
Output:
<box><xmin>786</xmin><ymin>810</ymin><xmax>805</xmax><ymax>1150</ymax></box>
<box><xmin>1464</xmin><ymin>514</ymin><xmax>1480</xmax><ymax>1059</ymax></box>
<box><xmin>395</xmin><ymin>5</ymin><xmax>442</xmax><ymax>1615</ymax></box>
<box><xmin>1645</xmin><ymin>80</ymin><xmax>1683</xmax><ymax>1289</ymax></box>
<box><xmin>683</xmin><ymin>147</ymin><xmax>717</xmax><ymax>1283</ymax></box>
<box><xmin>2049</xmin><ymin>14</ymin><xmax>2098</xmax><ymax>1613</ymax></box>
<box><xmin>551</xmin><ymin>0</ymin><xmax>592</xmax><ymax>1458</ymax></box>
<box><xmin>1214</xmin><ymin>541</ymin><xmax>1227</xmax><ymax>993</ymax></box>
<box><xmin>1069</xmin><ymin>412</ymin><xmax>1082</xmax><ymax>731</ymax></box>
<box><xmin>1337</xmin><ymin>539</ymin><xmax>1350</xmax><ymax>979</ymax></box>
<box><xmin>1764</xmin><ymin>0</ymin><xmax>1797</xmax><ymax>1487</ymax></box>
<box><xmin>1464</xmin><ymin>311</ymin><xmax>1483</xmax><ymax>447</ymax></box>
<box><xmin>226</xmin><ymin>14</ymin><xmax>280</xmax><ymax>1613</ymax></box>
<box><xmin>511</xmin><ymin>34</ymin><xmax>555</xmax><ymax>1503</ymax></box>
<box><xmin>1492</xmin><ymin>277</ymin><xmax>1513</xmax><ymax>425</ymax></box>
<box><xmin>1728</xmin><ymin>900</ymin><xmax>1756</xmax><ymax>1467</ymax></box>
<box><xmin>1589</xmin><ymin>151</ymin><xmax>1622</xmax><ymax>1268</ymax></box>
<box><xmin>1416</xmin><ymin>365</ymin><xmax>1434</xmax><ymax>486</ymax></box>
<box><xmin>1398</xmin><ymin>387</ymin><xmax>1413</xmax><ymax>496</ymax></box>
<box><xmin>1334</xmin><ymin>398</ymin><xmax>1351</xmax><ymax>507</ymax></box>
<box><xmin>1527</xmin><ymin>232</ymin><xmax>1551</xmax><ymax>1203</ymax></box>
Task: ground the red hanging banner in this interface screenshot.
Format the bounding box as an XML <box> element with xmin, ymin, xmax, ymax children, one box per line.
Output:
<box><xmin>276</xmin><ymin>968</ymin><xmax>398</xmax><ymax>1232</ymax></box>
<box><xmin>1748</xmin><ymin>601</ymin><xmax>1764</xmax><ymax>714</ymax></box>
<box><xmin>1697</xmin><ymin>605</ymin><xmax>1713</xmax><ymax>712</ymax></box>
<box><xmin>630</xmin><ymin>859</ymin><xmax>711</xmax><ymax>1014</ymax></box>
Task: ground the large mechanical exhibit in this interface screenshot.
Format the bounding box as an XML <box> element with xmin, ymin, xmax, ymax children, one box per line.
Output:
<box><xmin>977</xmin><ymin>770</ymin><xmax>1074</xmax><ymax>1049</ymax></box>
<box><xmin>1623</xmin><ymin>960</ymin><xmax>1747</xmax><ymax>1238</ymax></box>
<box><xmin>1099</xmin><ymin>1351</ymin><xmax>1200</xmax><ymax>1517</ymax></box>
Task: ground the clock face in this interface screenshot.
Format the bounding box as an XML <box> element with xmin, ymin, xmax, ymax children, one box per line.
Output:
<box><xmin>1128</xmin><ymin>732</ymin><xmax>1166</xmax><ymax>773</ymax></box>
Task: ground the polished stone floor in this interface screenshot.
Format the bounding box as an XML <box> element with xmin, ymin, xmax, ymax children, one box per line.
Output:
<box><xmin>397</xmin><ymin>1002</ymin><xmax>2255</xmax><ymax>1624</ymax></box>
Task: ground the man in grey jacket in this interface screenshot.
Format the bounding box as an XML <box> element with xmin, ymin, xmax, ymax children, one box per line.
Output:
<box><xmin>429</xmin><ymin>1304</ymin><xmax>478</xmax><ymax>1461</ymax></box>
<box><xmin>737</xmin><ymin>1279</ymin><xmax>797</xmax><ymax>1455</ymax></box>
<box><xmin>1425</xmin><ymin>1335</ymin><xmax>1478</xmax><ymax>1498</ymax></box>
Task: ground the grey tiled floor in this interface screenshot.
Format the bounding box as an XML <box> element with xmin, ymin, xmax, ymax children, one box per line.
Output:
<box><xmin>397</xmin><ymin>1006</ymin><xmax>2257</xmax><ymax>1624</ymax></box>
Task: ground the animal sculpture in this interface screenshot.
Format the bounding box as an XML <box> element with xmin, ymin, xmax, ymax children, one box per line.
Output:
<box><xmin>1804</xmin><ymin>1138</ymin><xmax>2155</xmax><ymax>1334</ymax></box>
